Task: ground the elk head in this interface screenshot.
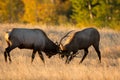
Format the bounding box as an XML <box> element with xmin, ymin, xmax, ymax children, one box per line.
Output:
<box><xmin>58</xmin><ymin>30</ymin><xmax>74</xmax><ymax>58</ymax></box>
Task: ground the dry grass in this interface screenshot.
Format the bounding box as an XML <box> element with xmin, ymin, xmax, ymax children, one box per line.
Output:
<box><xmin>0</xmin><ymin>24</ymin><xmax>120</xmax><ymax>80</ymax></box>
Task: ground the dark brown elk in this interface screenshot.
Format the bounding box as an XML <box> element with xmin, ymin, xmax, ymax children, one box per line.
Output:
<box><xmin>59</xmin><ymin>28</ymin><xmax>101</xmax><ymax>64</ymax></box>
<box><xmin>4</xmin><ymin>28</ymin><xmax>59</xmax><ymax>63</ymax></box>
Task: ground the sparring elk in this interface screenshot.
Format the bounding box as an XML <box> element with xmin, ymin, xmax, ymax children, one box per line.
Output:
<box><xmin>4</xmin><ymin>28</ymin><xmax>59</xmax><ymax>63</ymax></box>
<box><xmin>59</xmin><ymin>28</ymin><xmax>101</xmax><ymax>64</ymax></box>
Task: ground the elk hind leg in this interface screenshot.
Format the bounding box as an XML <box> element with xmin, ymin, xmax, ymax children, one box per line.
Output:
<box><xmin>4</xmin><ymin>45</ymin><xmax>16</xmax><ymax>63</ymax></box>
<box><xmin>4</xmin><ymin>47</ymin><xmax>11</xmax><ymax>62</ymax></box>
<box><xmin>4</xmin><ymin>49</ymin><xmax>7</xmax><ymax>62</ymax></box>
<box><xmin>93</xmin><ymin>44</ymin><xmax>101</xmax><ymax>63</ymax></box>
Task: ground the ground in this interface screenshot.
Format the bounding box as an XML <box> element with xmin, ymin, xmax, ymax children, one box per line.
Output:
<box><xmin>0</xmin><ymin>24</ymin><xmax>120</xmax><ymax>80</ymax></box>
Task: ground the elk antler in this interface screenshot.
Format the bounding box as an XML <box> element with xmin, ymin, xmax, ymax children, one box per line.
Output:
<box><xmin>59</xmin><ymin>30</ymin><xmax>74</xmax><ymax>46</ymax></box>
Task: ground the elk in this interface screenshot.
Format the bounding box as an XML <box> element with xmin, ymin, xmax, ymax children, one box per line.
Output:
<box><xmin>59</xmin><ymin>28</ymin><xmax>101</xmax><ymax>64</ymax></box>
<box><xmin>4</xmin><ymin>28</ymin><xmax>59</xmax><ymax>63</ymax></box>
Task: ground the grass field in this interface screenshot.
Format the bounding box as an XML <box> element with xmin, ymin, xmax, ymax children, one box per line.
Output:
<box><xmin>0</xmin><ymin>24</ymin><xmax>120</xmax><ymax>80</ymax></box>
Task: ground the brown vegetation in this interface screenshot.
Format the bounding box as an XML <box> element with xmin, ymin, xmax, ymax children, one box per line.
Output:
<box><xmin>0</xmin><ymin>24</ymin><xmax>120</xmax><ymax>80</ymax></box>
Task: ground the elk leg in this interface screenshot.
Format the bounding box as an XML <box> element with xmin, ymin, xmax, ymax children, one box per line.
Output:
<box><xmin>38</xmin><ymin>51</ymin><xmax>45</xmax><ymax>64</ymax></box>
<box><xmin>67</xmin><ymin>51</ymin><xmax>77</xmax><ymax>64</ymax></box>
<box><xmin>93</xmin><ymin>44</ymin><xmax>101</xmax><ymax>63</ymax></box>
<box><xmin>79</xmin><ymin>48</ymin><xmax>88</xmax><ymax>63</ymax></box>
<box><xmin>65</xmin><ymin>55</ymin><xmax>69</xmax><ymax>64</ymax></box>
<box><xmin>4</xmin><ymin>45</ymin><xmax>16</xmax><ymax>63</ymax></box>
<box><xmin>4</xmin><ymin>50</ymin><xmax>7</xmax><ymax>62</ymax></box>
<box><xmin>8</xmin><ymin>52</ymin><xmax>12</xmax><ymax>63</ymax></box>
<box><xmin>4</xmin><ymin>47</ymin><xmax>11</xmax><ymax>62</ymax></box>
<box><xmin>31</xmin><ymin>50</ymin><xmax>37</xmax><ymax>63</ymax></box>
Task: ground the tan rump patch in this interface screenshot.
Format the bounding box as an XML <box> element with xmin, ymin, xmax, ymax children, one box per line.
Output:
<box><xmin>4</xmin><ymin>32</ymin><xmax>12</xmax><ymax>45</ymax></box>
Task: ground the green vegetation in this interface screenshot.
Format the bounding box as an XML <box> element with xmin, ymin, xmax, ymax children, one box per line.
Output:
<box><xmin>71</xmin><ymin>0</ymin><xmax>120</xmax><ymax>29</ymax></box>
<box><xmin>0</xmin><ymin>0</ymin><xmax>120</xmax><ymax>29</ymax></box>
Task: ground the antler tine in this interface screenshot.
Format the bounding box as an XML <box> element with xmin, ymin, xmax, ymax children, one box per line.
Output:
<box><xmin>59</xmin><ymin>30</ymin><xmax>74</xmax><ymax>45</ymax></box>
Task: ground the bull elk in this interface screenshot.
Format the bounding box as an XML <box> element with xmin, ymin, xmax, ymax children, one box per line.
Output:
<box><xmin>4</xmin><ymin>28</ymin><xmax>59</xmax><ymax>63</ymax></box>
<box><xmin>59</xmin><ymin>28</ymin><xmax>101</xmax><ymax>64</ymax></box>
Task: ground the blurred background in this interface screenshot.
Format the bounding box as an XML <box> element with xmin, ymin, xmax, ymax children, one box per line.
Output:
<box><xmin>0</xmin><ymin>0</ymin><xmax>120</xmax><ymax>29</ymax></box>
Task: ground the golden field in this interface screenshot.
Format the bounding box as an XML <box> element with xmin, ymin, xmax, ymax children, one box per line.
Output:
<box><xmin>0</xmin><ymin>24</ymin><xmax>120</xmax><ymax>80</ymax></box>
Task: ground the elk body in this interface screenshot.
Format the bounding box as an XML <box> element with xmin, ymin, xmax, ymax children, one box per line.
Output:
<box><xmin>59</xmin><ymin>28</ymin><xmax>101</xmax><ymax>64</ymax></box>
<box><xmin>4</xmin><ymin>28</ymin><xmax>59</xmax><ymax>63</ymax></box>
